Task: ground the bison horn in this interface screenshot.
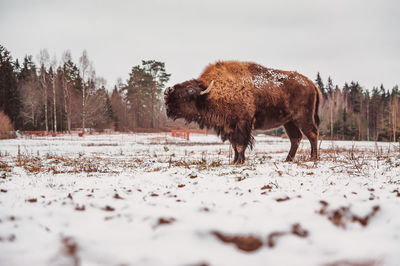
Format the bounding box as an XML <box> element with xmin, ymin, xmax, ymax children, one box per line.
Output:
<box><xmin>165</xmin><ymin>87</ymin><xmax>173</xmax><ymax>95</ymax></box>
<box><xmin>200</xmin><ymin>80</ymin><xmax>214</xmax><ymax>95</ymax></box>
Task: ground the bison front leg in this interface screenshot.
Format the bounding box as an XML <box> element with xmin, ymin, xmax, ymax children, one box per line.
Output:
<box><xmin>231</xmin><ymin>143</ymin><xmax>239</xmax><ymax>163</ymax></box>
<box><xmin>235</xmin><ymin>145</ymin><xmax>246</xmax><ymax>164</ymax></box>
<box><xmin>230</xmin><ymin>121</ymin><xmax>252</xmax><ymax>164</ymax></box>
<box><xmin>230</xmin><ymin>142</ymin><xmax>246</xmax><ymax>164</ymax></box>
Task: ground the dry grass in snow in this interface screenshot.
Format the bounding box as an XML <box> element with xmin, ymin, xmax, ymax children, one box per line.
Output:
<box><xmin>0</xmin><ymin>133</ymin><xmax>399</xmax><ymax>266</ymax></box>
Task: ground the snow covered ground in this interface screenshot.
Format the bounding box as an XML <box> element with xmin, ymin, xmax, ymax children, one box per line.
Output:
<box><xmin>0</xmin><ymin>133</ymin><xmax>399</xmax><ymax>266</ymax></box>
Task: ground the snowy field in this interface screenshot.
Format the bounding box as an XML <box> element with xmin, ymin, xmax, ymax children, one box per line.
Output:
<box><xmin>0</xmin><ymin>133</ymin><xmax>399</xmax><ymax>266</ymax></box>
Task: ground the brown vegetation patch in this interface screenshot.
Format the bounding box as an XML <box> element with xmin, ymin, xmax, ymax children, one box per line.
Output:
<box><xmin>212</xmin><ymin>231</ymin><xmax>263</xmax><ymax>252</ymax></box>
<box><xmin>75</xmin><ymin>205</ymin><xmax>85</xmax><ymax>211</ymax></box>
<box><xmin>266</xmin><ymin>231</ymin><xmax>286</xmax><ymax>248</ymax></box>
<box><xmin>185</xmin><ymin>262</ymin><xmax>210</xmax><ymax>266</ymax></box>
<box><xmin>26</xmin><ymin>198</ymin><xmax>37</xmax><ymax>203</ymax></box>
<box><xmin>102</xmin><ymin>205</ymin><xmax>115</xmax><ymax>211</ymax></box>
<box><xmin>267</xmin><ymin>223</ymin><xmax>309</xmax><ymax>248</ymax></box>
<box><xmin>291</xmin><ymin>223</ymin><xmax>309</xmax><ymax>238</ymax></box>
<box><xmin>113</xmin><ymin>193</ymin><xmax>124</xmax><ymax>199</ymax></box>
<box><xmin>18</xmin><ymin>156</ymin><xmax>44</xmax><ymax>173</ymax></box>
<box><xmin>0</xmin><ymin>234</ymin><xmax>16</xmax><ymax>242</ymax></box>
<box><xmin>392</xmin><ymin>189</ymin><xmax>400</xmax><ymax>197</ymax></box>
<box><xmin>44</xmin><ymin>154</ymin><xmax>70</xmax><ymax>162</ymax></box>
<box><xmin>60</xmin><ymin>236</ymin><xmax>80</xmax><ymax>266</ymax></box>
<box><xmin>24</xmin><ymin>164</ymin><xmax>43</xmax><ymax>173</ymax></box>
<box><xmin>318</xmin><ymin>201</ymin><xmax>380</xmax><ymax>228</ymax></box>
<box><xmin>170</xmin><ymin>159</ymin><xmax>190</xmax><ymax>169</ymax></box>
<box><xmin>188</xmin><ymin>173</ymin><xmax>198</xmax><ymax>179</ymax></box>
<box><xmin>209</xmin><ymin>160</ymin><xmax>222</xmax><ymax>167</ymax></box>
<box><xmin>275</xmin><ymin>196</ymin><xmax>291</xmax><ymax>202</ymax></box>
<box><xmin>155</xmin><ymin>217</ymin><xmax>176</xmax><ymax>228</ymax></box>
<box><xmin>0</xmin><ymin>160</ymin><xmax>12</xmax><ymax>172</ymax></box>
<box><xmin>261</xmin><ymin>185</ymin><xmax>273</xmax><ymax>190</ymax></box>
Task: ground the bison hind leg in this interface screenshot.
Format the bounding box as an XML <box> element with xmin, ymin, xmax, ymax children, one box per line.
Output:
<box><xmin>284</xmin><ymin>121</ymin><xmax>302</xmax><ymax>161</ymax></box>
<box><xmin>299</xmin><ymin>122</ymin><xmax>319</xmax><ymax>160</ymax></box>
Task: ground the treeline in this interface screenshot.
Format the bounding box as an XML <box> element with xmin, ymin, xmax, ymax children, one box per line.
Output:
<box><xmin>316</xmin><ymin>73</ymin><xmax>399</xmax><ymax>142</ymax></box>
<box><xmin>0</xmin><ymin>45</ymin><xmax>173</xmax><ymax>133</ymax></box>
<box><xmin>1</xmin><ymin>44</ymin><xmax>399</xmax><ymax>141</ymax></box>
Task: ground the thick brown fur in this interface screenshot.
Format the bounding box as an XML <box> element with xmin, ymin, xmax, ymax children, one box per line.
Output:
<box><xmin>164</xmin><ymin>61</ymin><xmax>321</xmax><ymax>163</ymax></box>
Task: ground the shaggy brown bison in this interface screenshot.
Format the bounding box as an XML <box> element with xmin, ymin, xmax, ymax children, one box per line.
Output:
<box><xmin>164</xmin><ymin>61</ymin><xmax>321</xmax><ymax>164</ymax></box>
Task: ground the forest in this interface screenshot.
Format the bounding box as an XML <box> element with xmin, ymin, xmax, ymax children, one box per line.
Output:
<box><xmin>1</xmin><ymin>45</ymin><xmax>399</xmax><ymax>141</ymax></box>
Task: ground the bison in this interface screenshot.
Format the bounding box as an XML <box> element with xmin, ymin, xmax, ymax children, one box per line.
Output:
<box><xmin>164</xmin><ymin>61</ymin><xmax>321</xmax><ymax>164</ymax></box>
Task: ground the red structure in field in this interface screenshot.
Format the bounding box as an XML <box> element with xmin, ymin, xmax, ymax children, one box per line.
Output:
<box><xmin>171</xmin><ymin>129</ymin><xmax>207</xmax><ymax>140</ymax></box>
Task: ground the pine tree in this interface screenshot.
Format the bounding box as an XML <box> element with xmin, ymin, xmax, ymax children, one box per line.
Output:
<box><xmin>142</xmin><ymin>60</ymin><xmax>171</xmax><ymax>128</ymax></box>
<box><xmin>18</xmin><ymin>55</ymin><xmax>41</xmax><ymax>129</ymax></box>
<box><xmin>326</xmin><ymin>77</ymin><xmax>334</xmax><ymax>95</ymax></box>
<box><xmin>315</xmin><ymin>72</ymin><xmax>326</xmax><ymax>98</ymax></box>
<box><xmin>18</xmin><ymin>56</ymin><xmax>36</xmax><ymax>80</ymax></box>
<box><xmin>104</xmin><ymin>90</ymin><xmax>114</xmax><ymax>128</ymax></box>
<box><xmin>0</xmin><ymin>45</ymin><xmax>21</xmax><ymax>129</ymax></box>
<box><xmin>123</xmin><ymin>65</ymin><xmax>154</xmax><ymax>128</ymax></box>
<box><xmin>110</xmin><ymin>86</ymin><xmax>125</xmax><ymax>131</ymax></box>
<box><xmin>62</xmin><ymin>52</ymin><xmax>83</xmax><ymax>131</ymax></box>
<box><xmin>326</xmin><ymin>77</ymin><xmax>334</xmax><ymax>139</ymax></box>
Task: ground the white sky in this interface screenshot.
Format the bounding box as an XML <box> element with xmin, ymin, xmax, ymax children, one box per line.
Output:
<box><xmin>1</xmin><ymin>0</ymin><xmax>399</xmax><ymax>90</ymax></box>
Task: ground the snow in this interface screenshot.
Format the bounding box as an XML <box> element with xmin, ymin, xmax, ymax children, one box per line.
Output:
<box><xmin>294</xmin><ymin>75</ymin><xmax>308</xmax><ymax>86</ymax></box>
<box><xmin>0</xmin><ymin>133</ymin><xmax>399</xmax><ymax>266</ymax></box>
<box><xmin>251</xmin><ymin>66</ymin><xmax>291</xmax><ymax>88</ymax></box>
<box><xmin>250</xmin><ymin>65</ymin><xmax>308</xmax><ymax>88</ymax></box>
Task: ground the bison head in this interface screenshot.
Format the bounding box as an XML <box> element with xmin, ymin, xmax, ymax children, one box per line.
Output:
<box><xmin>164</xmin><ymin>79</ymin><xmax>213</xmax><ymax>121</ymax></box>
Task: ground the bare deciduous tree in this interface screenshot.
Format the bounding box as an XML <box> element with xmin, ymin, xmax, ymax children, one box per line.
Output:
<box><xmin>78</xmin><ymin>50</ymin><xmax>96</xmax><ymax>132</ymax></box>
<box><xmin>38</xmin><ymin>49</ymin><xmax>50</xmax><ymax>132</ymax></box>
<box><xmin>51</xmin><ymin>54</ymin><xmax>58</xmax><ymax>132</ymax></box>
<box><xmin>20</xmin><ymin>77</ymin><xmax>41</xmax><ymax>129</ymax></box>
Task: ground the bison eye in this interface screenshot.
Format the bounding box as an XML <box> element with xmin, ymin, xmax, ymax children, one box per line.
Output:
<box><xmin>188</xmin><ymin>89</ymin><xmax>195</xmax><ymax>95</ymax></box>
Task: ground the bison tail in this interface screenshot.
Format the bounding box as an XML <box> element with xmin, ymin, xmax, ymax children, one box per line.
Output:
<box><xmin>314</xmin><ymin>88</ymin><xmax>321</xmax><ymax>127</ymax></box>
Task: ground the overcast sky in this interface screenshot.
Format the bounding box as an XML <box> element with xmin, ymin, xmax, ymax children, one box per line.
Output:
<box><xmin>1</xmin><ymin>0</ymin><xmax>399</xmax><ymax>90</ymax></box>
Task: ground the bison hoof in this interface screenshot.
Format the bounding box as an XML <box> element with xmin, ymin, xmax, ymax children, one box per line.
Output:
<box><xmin>235</xmin><ymin>158</ymin><xmax>245</xmax><ymax>164</ymax></box>
<box><xmin>285</xmin><ymin>156</ymin><xmax>294</xmax><ymax>162</ymax></box>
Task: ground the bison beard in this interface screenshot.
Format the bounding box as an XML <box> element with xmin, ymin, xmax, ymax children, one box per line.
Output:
<box><xmin>164</xmin><ymin>61</ymin><xmax>321</xmax><ymax>164</ymax></box>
